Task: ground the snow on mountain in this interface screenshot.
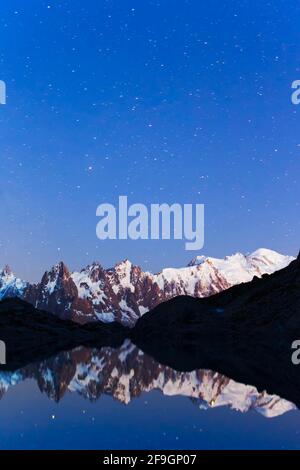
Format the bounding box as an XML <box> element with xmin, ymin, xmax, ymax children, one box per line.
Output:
<box><xmin>197</xmin><ymin>375</ymin><xmax>295</xmax><ymax>418</ymax></box>
<box><xmin>0</xmin><ymin>342</ymin><xmax>294</xmax><ymax>418</ymax></box>
<box><xmin>71</xmin><ymin>263</ymin><xmax>108</xmax><ymax>307</ymax></box>
<box><xmin>0</xmin><ymin>265</ymin><xmax>28</xmax><ymax>301</ymax></box>
<box><xmin>188</xmin><ymin>248</ymin><xmax>294</xmax><ymax>286</ymax></box>
<box><xmin>67</xmin><ymin>343</ymin><xmax>296</xmax><ymax>417</ymax></box>
<box><xmin>0</xmin><ymin>371</ymin><xmax>24</xmax><ymax>399</ymax></box>
<box><xmin>147</xmin><ymin>248</ymin><xmax>294</xmax><ymax>303</ymax></box>
<box><xmin>0</xmin><ymin>248</ymin><xmax>295</xmax><ymax>325</ymax></box>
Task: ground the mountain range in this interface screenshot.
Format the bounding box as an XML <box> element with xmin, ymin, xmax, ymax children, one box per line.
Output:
<box><xmin>0</xmin><ymin>342</ymin><xmax>294</xmax><ymax>419</ymax></box>
<box><xmin>0</xmin><ymin>248</ymin><xmax>294</xmax><ymax>325</ymax></box>
<box><xmin>1</xmin><ymin>251</ymin><xmax>300</xmax><ymax>411</ymax></box>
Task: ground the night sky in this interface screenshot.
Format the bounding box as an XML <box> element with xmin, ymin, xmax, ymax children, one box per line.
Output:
<box><xmin>0</xmin><ymin>0</ymin><xmax>299</xmax><ymax>281</ymax></box>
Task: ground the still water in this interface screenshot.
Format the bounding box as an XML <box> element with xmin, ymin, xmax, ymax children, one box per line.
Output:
<box><xmin>0</xmin><ymin>341</ymin><xmax>300</xmax><ymax>450</ymax></box>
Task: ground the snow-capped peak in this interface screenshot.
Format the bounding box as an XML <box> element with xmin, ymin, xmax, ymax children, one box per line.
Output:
<box><xmin>50</xmin><ymin>261</ymin><xmax>71</xmax><ymax>277</ymax></box>
<box><xmin>187</xmin><ymin>255</ymin><xmax>207</xmax><ymax>266</ymax></box>
<box><xmin>187</xmin><ymin>249</ymin><xmax>294</xmax><ymax>283</ymax></box>
<box><xmin>248</xmin><ymin>248</ymin><xmax>294</xmax><ymax>271</ymax></box>
<box><xmin>0</xmin><ymin>248</ymin><xmax>296</xmax><ymax>325</ymax></box>
<box><xmin>0</xmin><ymin>266</ymin><xmax>27</xmax><ymax>301</ymax></box>
<box><xmin>0</xmin><ymin>265</ymin><xmax>13</xmax><ymax>277</ymax></box>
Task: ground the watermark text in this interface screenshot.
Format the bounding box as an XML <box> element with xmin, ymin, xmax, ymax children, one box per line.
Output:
<box><xmin>96</xmin><ymin>196</ymin><xmax>205</xmax><ymax>251</ymax></box>
<box><xmin>291</xmin><ymin>80</ymin><xmax>300</xmax><ymax>105</ymax></box>
<box><xmin>0</xmin><ymin>340</ymin><xmax>6</xmax><ymax>365</ymax></box>
<box><xmin>0</xmin><ymin>80</ymin><xmax>6</xmax><ymax>105</ymax></box>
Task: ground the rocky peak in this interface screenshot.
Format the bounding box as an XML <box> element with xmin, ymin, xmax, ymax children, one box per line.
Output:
<box><xmin>0</xmin><ymin>265</ymin><xmax>13</xmax><ymax>277</ymax></box>
<box><xmin>0</xmin><ymin>248</ymin><xmax>296</xmax><ymax>325</ymax></box>
<box><xmin>53</xmin><ymin>261</ymin><xmax>71</xmax><ymax>279</ymax></box>
<box><xmin>41</xmin><ymin>262</ymin><xmax>71</xmax><ymax>287</ymax></box>
<box><xmin>187</xmin><ymin>255</ymin><xmax>207</xmax><ymax>267</ymax></box>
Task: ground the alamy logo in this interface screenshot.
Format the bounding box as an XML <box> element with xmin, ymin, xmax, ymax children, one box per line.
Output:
<box><xmin>0</xmin><ymin>80</ymin><xmax>6</xmax><ymax>105</ymax></box>
<box><xmin>0</xmin><ymin>341</ymin><xmax>6</xmax><ymax>365</ymax></box>
<box><xmin>291</xmin><ymin>340</ymin><xmax>300</xmax><ymax>365</ymax></box>
<box><xmin>96</xmin><ymin>196</ymin><xmax>205</xmax><ymax>251</ymax></box>
<box><xmin>291</xmin><ymin>80</ymin><xmax>300</xmax><ymax>105</ymax></box>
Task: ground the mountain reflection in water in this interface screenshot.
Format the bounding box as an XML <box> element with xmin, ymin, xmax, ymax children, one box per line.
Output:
<box><xmin>0</xmin><ymin>341</ymin><xmax>295</xmax><ymax>418</ymax></box>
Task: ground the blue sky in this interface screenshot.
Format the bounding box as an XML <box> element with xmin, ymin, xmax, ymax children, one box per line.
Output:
<box><xmin>0</xmin><ymin>0</ymin><xmax>299</xmax><ymax>281</ymax></box>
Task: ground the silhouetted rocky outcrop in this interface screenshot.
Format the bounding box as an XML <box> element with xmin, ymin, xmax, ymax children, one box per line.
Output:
<box><xmin>0</xmin><ymin>298</ymin><xmax>129</xmax><ymax>370</ymax></box>
<box><xmin>131</xmin><ymin>253</ymin><xmax>300</xmax><ymax>407</ymax></box>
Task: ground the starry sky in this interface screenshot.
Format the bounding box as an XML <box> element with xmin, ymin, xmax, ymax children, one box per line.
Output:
<box><xmin>0</xmin><ymin>0</ymin><xmax>299</xmax><ymax>281</ymax></box>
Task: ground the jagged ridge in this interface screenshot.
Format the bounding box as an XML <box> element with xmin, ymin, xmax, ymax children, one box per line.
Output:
<box><xmin>0</xmin><ymin>248</ymin><xmax>295</xmax><ymax>325</ymax></box>
<box><xmin>0</xmin><ymin>342</ymin><xmax>294</xmax><ymax>418</ymax></box>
